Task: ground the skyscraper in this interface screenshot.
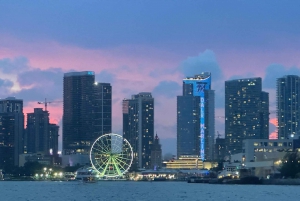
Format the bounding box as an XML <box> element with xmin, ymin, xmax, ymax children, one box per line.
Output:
<box><xmin>63</xmin><ymin>71</ymin><xmax>112</xmax><ymax>154</ymax></box>
<box><xmin>150</xmin><ymin>133</ymin><xmax>162</xmax><ymax>169</ymax></box>
<box><xmin>122</xmin><ymin>92</ymin><xmax>154</xmax><ymax>169</ymax></box>
<box><xmin>26</xmin><ymin>108</ymin><xmax>49</xmax><ymax>154</ymax></box>
<box><xmin>0</xmin><ymin>97</ymin><xmax>24</xmax><ymax>168</ymax></box>
<box><xmin>49</xmin><ymin>123</ymin><xmax>59</xmax><ymax>157</ymax></box>
<box><xmin>277</xmin><ymin>75</ymin><xmax>300</xmax><ymax>139</ymax></box>
<box><xmin>225</xmin><ymin>77</ymin><xmax>269</xmax><ymax>155</ymax></box>
<box><xmin>177</xmin><ymin>73</ymin><xmax>215</xmax><ymax>161</ymax></box>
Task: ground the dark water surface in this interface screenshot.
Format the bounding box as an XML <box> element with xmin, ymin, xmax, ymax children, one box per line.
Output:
<box><xmin>0</xmin><ymin>181</ymin><xmax>298</xmax><ymax>201</ymax></box>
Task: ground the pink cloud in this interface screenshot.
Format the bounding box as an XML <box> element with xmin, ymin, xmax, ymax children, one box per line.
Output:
<box><xmin>269</xmin><ymin>118</ymin><xmax>278</xmax><ymax>139</ymax></box>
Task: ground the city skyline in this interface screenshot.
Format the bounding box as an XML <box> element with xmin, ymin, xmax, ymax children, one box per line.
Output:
<box><xmin>1</xmin><ymin>1</ymin><xmax>300</xmax><ymax>155</ymax></box>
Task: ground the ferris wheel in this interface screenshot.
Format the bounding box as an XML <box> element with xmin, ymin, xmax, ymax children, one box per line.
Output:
<box><xmin>90</xmin><ymin>133</ymin><xmax>133</xmax><ymax>178</ymax></box>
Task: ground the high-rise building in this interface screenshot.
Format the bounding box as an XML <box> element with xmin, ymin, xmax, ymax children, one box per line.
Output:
<box><xmin>214</xmin><ymin>137</ymin><xmax>225</xmax><ymax>161</ymax></box>
<box><xmin>49</xmin><ymin>123</ymin><xmax>59</xmax><ymax>157</ymax></box>
<box><xmin>0</xmin><ymin>97</ymin><xmax>24</xmax><ymax>168</ymax></box>
<box><xmin>122</xmin><ymin>92</ymin><xmax>154</xmax><ymax>169</ymax></box>
<box><xmin>177</xmin><ymin>73</ymin><xmax>215</xmax><ymax>161</ymax></box>
<box><xmin>225</xmin><ymin>77</ymin><xmax>269</xmax><ymax>155</ymax></box>
<box><xmin>277</xmin><ymin>75</ymin><xmax>300</xmax><ymax>139</ymax></box>
<box><xmin>63</xmin><ymin>71</ymin><xmax>112</xmax><ymax>154</ymax></box>
<box><xmin>26</xmin><ymin>108</ymin><xmax>49</xmax><ymax>154</ymax></box>
<box><xmin>150</xmin><ymin>133</ymin><xmax>162</xmax><ymax>169</ymax></box>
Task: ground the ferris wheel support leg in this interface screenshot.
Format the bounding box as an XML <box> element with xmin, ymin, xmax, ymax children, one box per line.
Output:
<box><xmin>112</xmin><ymin>157</ymin><xmax>122</xmax><ymax>176</ymax></box>
<box><xmin>101</xmin><ymin>158</ymin><xmax>111</xmax><ymax>177</ymax></box>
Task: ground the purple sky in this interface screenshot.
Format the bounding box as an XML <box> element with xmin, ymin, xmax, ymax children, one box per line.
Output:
<box><xmin>1</xmin><ymin>1</ymin><xmax>300</xmax><ymax>155</ymax></box>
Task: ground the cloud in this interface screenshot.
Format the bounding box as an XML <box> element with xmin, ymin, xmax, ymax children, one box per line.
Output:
<box><xmin>0</xmin><ymin>57</ymin><xmax>30</xmax><ymax>73</ymax></box>
<box><xmin>178</xmin><ymin>50</ymin><xmax>223</xmax><ymax>80</ymax></box>
<box><xmin>263</xmin><ymin>64</ymin><xmax>300</xmax><ymax>89</ymax></box>
<box><xmin>95</xmin><ymin>70</ymin><xmax>115</xmax><ymax>83</ymax></box>
<box><xmin>14</xmin><ymin>68</ymin><xmax>64</xmax><ymax>102</ymax></box>
<box><xmin>0</xmin><ymin>78</ymin><xmax>14</xmax><ymax>88</ymax></box>
<box><xmin>152</xmin><ymin>81</ymin><xmax>181</xmax><ymax>98</ymax></box>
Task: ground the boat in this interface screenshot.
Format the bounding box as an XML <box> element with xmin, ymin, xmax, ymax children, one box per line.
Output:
<box><xmin>75</xmin><ymin>166</ymin><xmax>98</xmax><ymax>183</ymax></box>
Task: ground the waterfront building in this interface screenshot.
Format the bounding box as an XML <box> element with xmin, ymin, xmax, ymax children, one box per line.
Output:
<box><xmin>277</xmin><ymin>75</ymin><xmax>300</xmax><ymax>139</ymax></box>
<box><xmin>26</xmin><ymin>108</ymin><xmax>50</xmax><ymax>155</ymax></box>
<box><xmin>122</xmin><ymin>92</ymin><xmax>154</xmax><ymax>169</ymax></box>
<box><xmin>242</xmin><ymin>138</ymin><xmax>300</xmax><ymax>162</ymax></box>
<box><xmin>150</xmin><ymin>133</ymin><xmax>162</xmax><ymax>169</ymax></box>
<box><xmin>225</xmin><ymin>77</ymin><xmax>269</xmax><ymax>155</ymax></box>
<box><xmin>163</xmin><ymin>155</ymin><xmax>217</xmax><ymax>170</ymax></box>
<box><xmin>19</xmin><ymin>153</ymin><xmax>53</xmax><ymax>167</ymax></box>
<box><xmin>177</xmin><ymin>73</ymin><xmax>215</xmax><ymax>161</ymax></box>
<box><xmin>0</xmin><ymin>97</ymin><xmax>24</xmax><ymax>168</ymax></box>
<box><xmin>26</xmin><ymin>108</ymin><xmax>60</xmax><ymax>165</ymax></box>
<box><xmin>49</xmin><ymin>123</ymin><xmax>59</xmax><ymax>162</ymax></box>
<box><xmin>63</xmin><ymin>71</ymin><xmax>112</xmax><ymax>155</ymax></box>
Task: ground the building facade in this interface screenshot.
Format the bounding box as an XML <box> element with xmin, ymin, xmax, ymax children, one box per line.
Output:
<box><xmin>214</xmin><ymin>137</ymin><xmax>226</xmax><ymax>161</ymax></box>
<box><xmin>277</xmin><ymin>75</ymin><xmax>300</xmax><ymax>139</ymax></box>
<box><xmin>49</xmin><ymin>123</ymin><xmax>59</xmax><ymax>157</ymax></box>
<box><xmin>26</xmin><ymin>108</ymin><xmax>49</xmax><ymax>154</ymax></box>
<box><xmin>177</xmin><ymin>73</ymin><xmax>215</xmax><ymax>161</ymax></box>
<box><xmin>0</xmin><ymin>97</ymin><xmax>24</xmax><ymax>168</ymax></box>
<box><xmin>123</xmin><ymin>92</ymin><xmax>154</xmax><ymax>169</ymax></box>
<box><xmin>150</xmin><ymin>133</ymin><xmax>162</xmax><ymax>169</ymax></box>
<box><xmin>63</xmin><ymin>71</ymin><xmax>112</xmax><ymax>154</ymax></box>
<box><xmin>225</xmin><ymin>78</ymin><xmax>269</xmax><ymax>155</ymax></box>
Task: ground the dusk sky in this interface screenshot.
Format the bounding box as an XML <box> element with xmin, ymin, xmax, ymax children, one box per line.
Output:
<box><xmin>1</xmin><ymin>1</ymin><xmax>300</xmax><ymax>155</ymax></box>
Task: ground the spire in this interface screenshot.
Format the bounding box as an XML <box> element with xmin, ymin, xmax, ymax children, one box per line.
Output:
<box><xmin>155</xmin><ymin>132</ymin><xmax>158</xmax><ymax>140</ymax></box>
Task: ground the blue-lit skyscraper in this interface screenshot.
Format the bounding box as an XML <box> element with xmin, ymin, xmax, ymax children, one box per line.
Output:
<box><xmin>177</xmin><ymin>73</ymin><xmax>215</xmax><ymax>160</ymax></box>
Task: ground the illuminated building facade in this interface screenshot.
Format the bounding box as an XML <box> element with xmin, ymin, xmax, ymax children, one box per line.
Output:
<box><xmin>123</xmin><ymin>92</ymin><xmax>154</xmax><ymax>169</ymax></box>
<box><xmin>225</xmin><ymin>77</ymin><xmax>269</xmax><ymax>155</ymax></box>
<box><xmin>177</xmin><ymin>73</ymin><xmax>215</xmax><ymax>161</ymax></box>
<box><xmin>277</xmin><ymin>75</ymin><xmax>300</xmax><ymax>139</ymax></box>
<box><xmin>63</xmin><ymin>71</ymin><xmax>112</xmax><ymax>155</ymax></box>
<box><xmin>0</xmin><ymin>97</ymin><xmax>24</xmax><ymax>168</ymax></box>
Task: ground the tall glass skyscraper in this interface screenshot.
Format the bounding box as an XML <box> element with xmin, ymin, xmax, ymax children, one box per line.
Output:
<box><xmin>225</xmin><ymin>78</ymin><xmax>269</xmax><ymax>155</ymax></box>
<box><xmin>122</xmin><ymin>92</ymin><xmax>154</xmax><ymax>169</ymax></box>
<box><xmin>177</xmin><ymin>73</ymin><xmax>215</xmax><ymax>161</ymax></box>
<box><xmin>63</xmin><ymin>71</ymin><xmax>112</xmax><ymax>154</ymax></box>
<box><xmin>277</xmin><ymin>75</ymin><xmax>300</xmax><ymax>139</ymax></box>
<box><xmin>0</xmin><ymin>97</ymin><xmax>24</xmax><ymax>168</ymax></box>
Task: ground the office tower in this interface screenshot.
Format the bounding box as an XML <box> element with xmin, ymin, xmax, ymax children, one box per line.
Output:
<box><xmin>123</xmin><ymin>92</ymin><xmax>154</xmax><ymax>169</ymax></box>
<box><xmin>93</xmin><ymin>83</ymin><xmax>112</xmax><ymax>137</ymax></box>
<box><xmin>63</xmin><ymin>71</ymin><xmax>112</xmax><ymax>154</ymax></box>
<box><xmin>177</xmin><ymin>73</ymin><xmax>215</xmax><ymax>161</ymax></box>
<box><xmin>150</xmin><ymin>133</ymin><xmax>162</xmax><ymax>169</ymax></box>
<box><xmin>225</xmin><ymin>77</ymin><xmax>269</xmax><ymax>155</ymax></box>
<box><xmin>49</xmin><ymin>123</ymin><xmax>59</xmax><ymax>156</ymax></box>
<box><xmin>26</xmin><ymin>108</ymin><xmax>49</xmax><ymax>154</ymax></box>
<box><xmin>0</xmin><ymin>97</ymin><xmax>24</xmax><ymax>168</ymax></box>
<box><xmin>277</xmin><ymin>75</ymin><xmax>300</xmax><ymax>139</ymax></box>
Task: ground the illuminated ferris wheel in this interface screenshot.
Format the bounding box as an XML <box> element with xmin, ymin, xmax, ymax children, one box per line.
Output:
<box><xmin>90</xmin><ymin>133</ymin><xmax>133</xmax><ymax>178</ymax></box>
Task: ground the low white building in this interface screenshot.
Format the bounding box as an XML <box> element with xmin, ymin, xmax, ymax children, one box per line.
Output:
<box><xmin>242</xmin><ymin>139</ymin><xmax>300</xmax><ymax>162</ymax></box>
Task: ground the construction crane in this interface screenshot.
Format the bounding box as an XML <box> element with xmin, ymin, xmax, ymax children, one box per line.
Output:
<box><xmin>37</xmin><ymin>98</ymin><xmax>62</xmax><ymax>111</ymax></box>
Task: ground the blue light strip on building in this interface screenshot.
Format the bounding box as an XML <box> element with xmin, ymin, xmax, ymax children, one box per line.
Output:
<box><xmin>200</xmin><ymin>96</ymin><xmax>205</xmax><ymax>160</ymax></box>
<box><xmin>184</xmin><ymin>74</ymin><xmax>211</xmax><ymax>161</ymax></box>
